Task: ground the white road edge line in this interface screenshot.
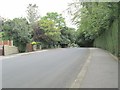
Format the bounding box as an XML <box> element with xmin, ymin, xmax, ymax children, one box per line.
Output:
<box><xmin>71</xmin><ymin>48</ymin><xmax>92</xmax><ymax>88</ymax></box>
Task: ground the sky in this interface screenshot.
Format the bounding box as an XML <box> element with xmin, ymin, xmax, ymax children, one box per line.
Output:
<box><xmin>0</xmin><ymin>0</ymin><xmax>76</xmax><ymax>28</ymax></box>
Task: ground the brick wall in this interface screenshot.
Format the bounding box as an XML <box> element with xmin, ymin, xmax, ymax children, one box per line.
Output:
<box><xmin>0</xmin><ymin>40</ymin><xmax>13</xmax><ymax>46</ymax></box>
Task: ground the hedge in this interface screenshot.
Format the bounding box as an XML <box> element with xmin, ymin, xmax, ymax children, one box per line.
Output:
<box><xmin>94</xmin><ymin>19</ymin><xmax>119</xmax><ymax>57</ymax></box>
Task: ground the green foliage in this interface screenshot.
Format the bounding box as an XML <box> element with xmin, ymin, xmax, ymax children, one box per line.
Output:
<box><xmin>39</xmin><ymin>15</ymin><xmax>61</xmax><ymax>44</ymax></box>
<box><xmin>119</xmin><ymin>2</ymin><xmax>120</xmax><ymax>58</ymax></box>
<box><xmin>37</xmin><ymin>12</ymin><xmax>65</xmax><ymax>48</ymax></box>
<box><xmin>94</xmin><ymin>19</ymin><xmax>118</xmax><ymax>56</ymax></box>
<box><xmin>1</xmin><ymin>5</ymin><xmax>77</xmax><ymax>52</ymax></box>
<box><xmin>2</xmin><ymin>18</ymin><xmax>33</xmax><ymax>52</ymax></box>
<box><xmin>0</xmin><ymin>32</ymin><xmax>3</xmax><ymax>41</ymax></box>
<box><xmin>2</xmin><ymin>19</ymin><xmax>14</xmax><ymax>40</ymax></box>
<box><xmin>0</xmin><ymin>16</ymin><xmax>4</xmax><ymax>31</ymax></box>
<box><xmin>78</xmin><ymin>2</ymin><xmax>118</xmax><ymax>36</ymax></box>
<box><xmin>36</xmin><ymin>12</ymin><xmax>77</xmax><ymax>48</ymax></box>
<box><xmin>69</xmin><ymin>1</ymin><xmax>119</xmax><ymax>56</ymax></box>
<box><xmin>41</xmin><ymin>12</ymin><xmax>66</xmax><ymax>28</ymax></box>
<box><xmin>69</xmin><ymin>2</ymin><xmax>118</xmax><ymax>47</ymax></box>
<box><xmin>60</xmin><ymin>27</ymin><xmax>76</xmax><ymax>45</ymax></box>
<box><xmin>26</xmin><ymin>4</ymin><xmax>41</xmax><ymax>43</ymax></box>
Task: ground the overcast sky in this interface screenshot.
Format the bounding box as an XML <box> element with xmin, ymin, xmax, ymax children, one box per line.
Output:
<box><xmin>0</xmin><ymin>0</ymin><xmax>77</xmax><ymax>28</ymax></box>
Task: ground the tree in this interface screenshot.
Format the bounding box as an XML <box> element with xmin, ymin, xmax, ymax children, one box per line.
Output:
<box><xmin>0</xmin><ymin>17</ymin><xmax>4</xmax><ymax>41</ymax></box>
<box><xmin>26</xmin><ymin>4</ymin><xmax>40</xmax><ymax>42</ymax></box>
<box><xmin>60</xmin><ymin>27</ymin><xmax>76</xmax><ymax>45</ymax></box>
<box><xmin>3</xmin><ymin>18</ymin><xmax>33</xmax><ymax>52</ymax></box>
<box><xmin>38</xmin><ymin>12</ymin><xmax>77</xmax><ymax>48</ymax></box>
<box><xmin>42</xmin><ymin>12</ymin><xmax>66</xmax><ymax>28</ymax></box>
<box><xmin>0</xmin><ymin>16</ymin><xmax>4</xmax><ymax>31</ymax></box>
<box><xmin>68</xmin><ymin>2</ymin><xmax>119</xmax><ymax>47</ymax></box>
<box><xmin>38</xmin><ymin>14</ymin><xmax>61</xmax><ymax>48</ymax></box>
<box><xmin>26</xmin><ymin>4</ymin><xmax>40</xmax><ymax>24</ymax></box>
<box><xmin>2</xmin><ymin>19</ymin><xmax>14</xmax><ymax>40</ymax></box>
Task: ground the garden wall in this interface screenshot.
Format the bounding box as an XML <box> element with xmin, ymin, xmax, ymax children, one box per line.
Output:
<box><xmin>4</xmin><ymin>45</ymin><xmax>19</xmax><ymax>56</ymax></box>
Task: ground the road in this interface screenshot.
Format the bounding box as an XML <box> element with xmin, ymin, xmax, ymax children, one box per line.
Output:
<box><xmin>2</xmin><ymin>48</ymin><xmax>118</xmax><ymax>88</ymax></box>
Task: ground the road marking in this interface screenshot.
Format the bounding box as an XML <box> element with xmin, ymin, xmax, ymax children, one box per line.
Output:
<box><xmin>71</xmin><ymin>48</ymin><xmax>92</xmax><ymax>88</ymax></box>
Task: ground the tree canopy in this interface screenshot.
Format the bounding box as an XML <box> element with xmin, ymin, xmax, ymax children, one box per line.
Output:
<box><xmin>68</xmin><ymin>1</ymin><xmax>119</xmax><ymax>47</ymax></box>
<box><xmin>1</xmin><ymin>4</ymin><xmax>77</xmax><ymax>52</ymax></box>
<box><xmin>2</xmin><ymin>18</ymin><xmax>33</xmax><ymax>52</ymax></box>
<box><xmin>26</xmin><ymin>4</ymin><xmax>40</xmax><ymax>24</ymax></box>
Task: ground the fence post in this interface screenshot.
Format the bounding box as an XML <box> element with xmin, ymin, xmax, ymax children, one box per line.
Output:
<box><xmin>11</xmin><ymin>40</ymin><xmax>13</xmax><ymax>46</ymax></box>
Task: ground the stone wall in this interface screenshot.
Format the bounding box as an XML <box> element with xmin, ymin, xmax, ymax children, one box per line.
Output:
<box><xmin>4</xmin><ymin>45</ymin><xmax>18</xmax><ymax>56</ymax></box>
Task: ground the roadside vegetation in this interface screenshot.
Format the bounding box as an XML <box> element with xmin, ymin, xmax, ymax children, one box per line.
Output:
<box><xmin>0</xmin><ymin>2</ymin><xmax>119</xmax><ymax>57</ymax></box>
<box><xmin>68</xmin><ymin>1</ymin><xmax>119</xmax><ymax>57</ymax></box>
<box><xmin>0</xmin><ymin>4</ymin><xmax>77</xmax><ymax>52</ymax></box>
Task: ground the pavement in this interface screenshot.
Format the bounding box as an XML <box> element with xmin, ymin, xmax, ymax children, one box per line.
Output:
<box><xmin>1</xmin><ymin>48</ymin><xmax>118</xmax><ymax>88</ymax></box>
<box><xmin>79</xmin><ymin>48</ymin><xmax>118</xmax><ymax>88</ymax></box>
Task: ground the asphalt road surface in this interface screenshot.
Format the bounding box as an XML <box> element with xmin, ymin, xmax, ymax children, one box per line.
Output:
<box><xmin>2</xmin><ymin>48</ymin><xmax>118</xmax><ymax>88</ymax></box>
